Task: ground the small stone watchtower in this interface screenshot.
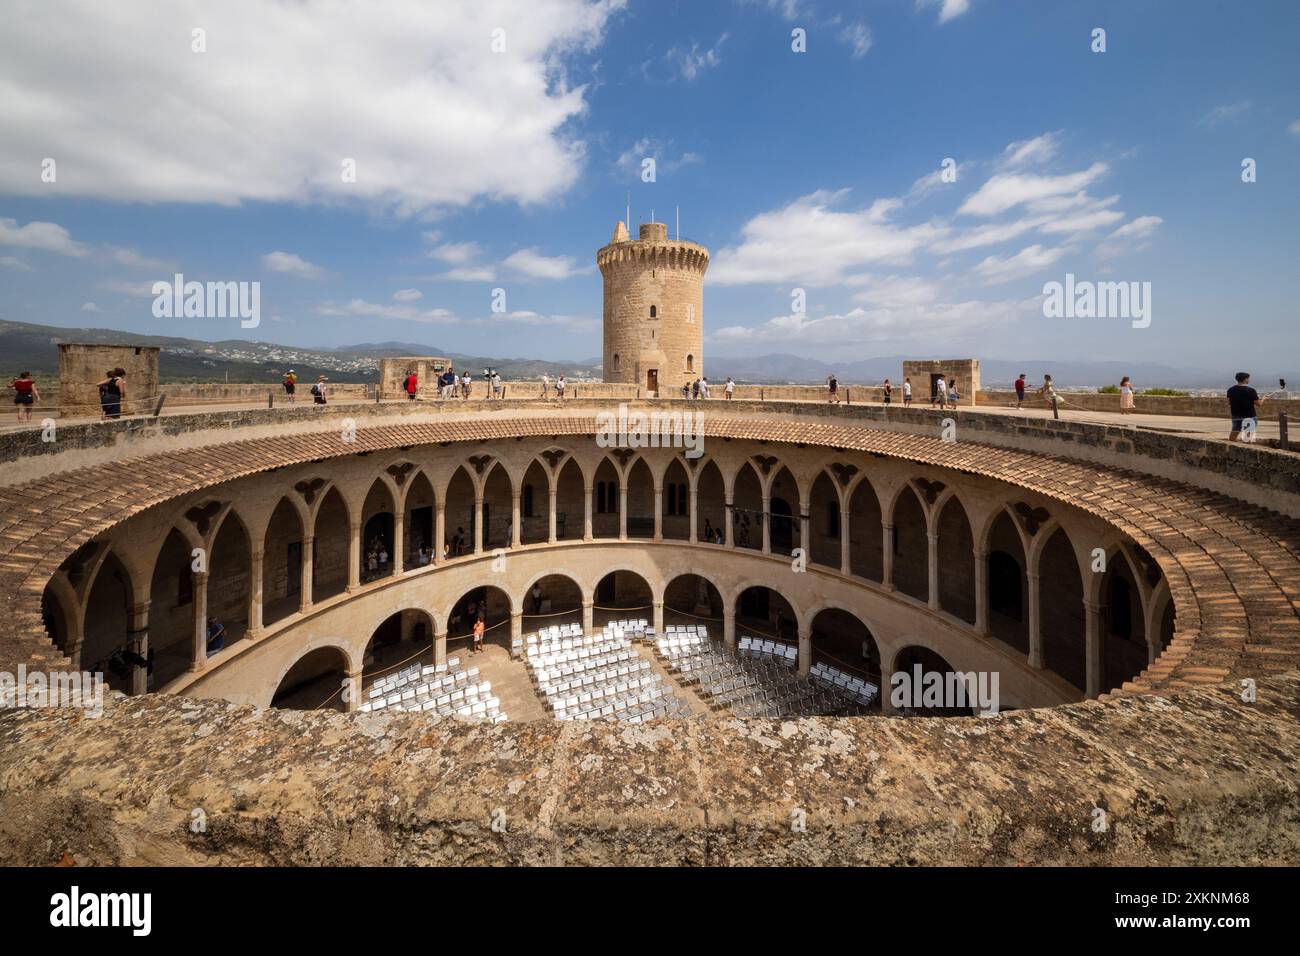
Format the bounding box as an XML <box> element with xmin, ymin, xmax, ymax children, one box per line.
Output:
<box><xmin>597</xmin><ymin>220</ymin><xmax>708</xmax><ymax>396</ymax></box>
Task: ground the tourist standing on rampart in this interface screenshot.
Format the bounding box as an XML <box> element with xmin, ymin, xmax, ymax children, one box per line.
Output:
<box><xmin>404</xmin><ymin>369</ymin><xmax>418</xmax><ymax>401</ymax></box>
<box><xmin>1227</xmin><ymin>372</ymin><xmax>1262</xmax><ymax>441</ymax></box>
<box><xmin>283</xmin><ymin>369</ymin><xmax>297</xmax><ymax>403</ymax></box>
<box><xmin>903</xmin><ymin>378</ymin><xmax>912</xmax><ymax>406</ymax></box>
<box><xmin>882</xmin><ymin>379</ymin><xmax>892</xmax><ymax>405</ymax></box>
<box><xmin>1014</xmin><ymin>373</ymin><xmax>1027</xmax><ymax>409</ymax></box>
<box><xmin>725</xmin><ymin>377</ymin><xmax>735</xmax><ymax>400</ymax></box>
<box><xmin>1119</xmin><ymin>376</ymin><xmax>1135</xmax><ymax>414</ymax></box>
<box><xmin>827</xmin><ymin>373</ymin><xmax>839</xmax><ymax>403</ymax></box>
<box><xmin>10</xmin><ymin>371</ymin><xmax>39</xmax><ymax>422</ymax></box>
<box><xmin>98</xmin><ymin>368</ymin><xmax>125</xmax><ymax>419</ymax></box>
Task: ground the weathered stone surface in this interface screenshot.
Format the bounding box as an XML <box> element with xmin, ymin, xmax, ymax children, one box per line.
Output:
<box><xmin>2</xmin><ymin>676</ymin><xmax>1297</xmax><ymax>866</ymax></box>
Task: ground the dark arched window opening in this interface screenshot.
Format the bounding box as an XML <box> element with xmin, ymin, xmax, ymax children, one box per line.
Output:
<box><xmin>649</xmin><ymin>305</ymin><xmax>657</xmax><ymax>318</ymax></box>
<box><xmin>523</xmin><ymin>483</ymin><xmax>535</xmax><ymax>518</ymax></box>
<box><xmin>989</xmin><ymin>551</ymin><xmax>1022</xmax><ymax>620</ymax></box>
<box><xmin>1107</xmin><ymin>575</ymin><xmax>1133</xmax><ymax>641</ymax></box>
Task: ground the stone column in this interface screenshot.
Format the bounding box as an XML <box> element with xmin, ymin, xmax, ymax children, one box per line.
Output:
<box><xmin>927</xmin><ymin>530</ymin><xmax>941</xmax><ymax>610</ymax></box>
<box><xmin>973</xmin><ymin>548</ymin><xmax>989</xmax><ymax>636</ymax></box>
<box><xmin>511</xmin><ymin>609</ymin><xmax>523</xmax><ymax>648</ymax></box>
<box><xmin>511</xmin><ymin>492</ymin><xmax>522</xmax><ymax>548</ymax></box>
<box><xmin>839</xmin><ymin>507</ymin><xmax>851</xmax><ymax>575</ymax></box>
<box><xmin>653</xmin><ymin>486</ymin><xmax>663</xmax><ymax>542</ymax></box>
<box><xmin>797</xmin><ymin>619</ymin><xmax>811</xmax><ymax>678</ymax></box>
<box><xmin>433</xmin><ymin>503</ymin><xmax>445</xmax><ymax>565</ymax></box>
<box><xmin>881</xmin><ymin>523</ymin><xmax>895</xmax><ymax>591</ymax></box>
<box><xmin>722</xmin><ymin>602</ymin><xmax>736</xmax><ymax>650</ymax></box>
<box><xmin>434</xmin><ymin>628</ymin><xmax>447</xmax><ymax>667</ymax></box>
<box><xmin>299</xmin><ymin>536</ymin><xmax>314</xmax><ymax>613</ymax></box>
<box><xmin>473</xmin><ymin>495</ymin><xmax>484</xmax><ymax>553</ymax></box>
<box><xmin>653</xmin><ymin>600</ymin><xmax>664</xmax><ymax>634</ymax></box>
<box><xmin>618</xmin><ymin>484</ymin><xmax>628</xmax><ymax>541</ymax></box>
<box><xmin>347</xmin><ymin>521</ymin><xmax>361</xmax><ymax>590</ymax></box>
<box><xmin>190</xmin><ymin>571</ymin><xmax>209</xmax><ymax>671</ymax></box>
<box><xmin>799</xmin><ymin>506</ymin><xmax>810</xmax><ymax>562</ymax></box>
<box><xmin>582</xmin><ymin>601</ymin><xmax>594</xmax><ymax>635</ymax></box>
<box><xmin>1027</xmin><ymin>571</ymin><xmax>1044</xmax><ymax>669</ymax></box>
<box><xmin>1084</xmin><ymin>598</ymin><xmax>1103</xmax><ymax>698</ymax></box>
<box><xmin>761</xmin><ymin>494</ymin><xmax>772</xmax><ymax>553</ymax></box>
<box><xmin>688</xmin><ymin>482</ymin><xmax>698</xmax><ymax>543</ymax></box>
<box><xmin>724</xmin><ymin>493</ymin><xmax>734</xmax><ymax>547</ymax></box>
<box><xmin>391</xmin><ymin>510</ymin><xmax>404</xmax><ymax>577</ymax></box>
<box><xmin>248</xmin><ymin>547</ymin><xmax>264</xmax><ymax>636</ymax></box>
<box><xmin>879</xmin><ymin>647</ymin><xmax>896</xmax><ymax>715</ymax></box>
<box><xmin>345</xmin><ymin>667</ymin><xmax>362</xmax><ymax>713</ymax></box>
<box><xmin>583</xmin><ymin>485</ymin><xmax>594</xmax><ymax>541</ymax></box>
<box><xmin>129</xmin><ymin>600</ymin><xmax>150</xmax><ymax>696</ymax></box>
<box><xmin>548</xmin><ymin>488</ymin><xmax>558</xmax><ymax>543</ymax></box>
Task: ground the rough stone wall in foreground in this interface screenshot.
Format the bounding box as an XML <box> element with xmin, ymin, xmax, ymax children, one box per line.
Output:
<box><xmin>1</xmin><ymin>675</ymin><xmax>1297</xmax><ymax>866</ymax></box>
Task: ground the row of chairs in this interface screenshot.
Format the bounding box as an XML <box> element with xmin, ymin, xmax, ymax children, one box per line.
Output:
<box><xmin>737</xmin><ymin>636</ymin><xmax>799</xmax><ymax>665</ymax></box>
<box><xmin>656</xmin><ymin>629</ymin><xmax>870</xmax><ymax>718</ymax></box>
<box><xmin>809</xmin><ymin>662</ymin><xmax>879</xmax><ymax>707</ymax></box>
<box><xmin>512</xmin><ymin>622</ymin><xmax>586</xmax><ymax>658</ymax></box>
<box><xmin>359</xmin><ymin>660</ymin><xmax>507</xmax><ymax>723</ymax></box>
<box><xmin>523</xmin><ymin>627</ymin><xmax>684</xmax><ymax>722</ymax></box>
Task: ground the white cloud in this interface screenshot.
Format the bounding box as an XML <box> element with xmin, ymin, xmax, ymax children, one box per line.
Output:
<box><xmin>970</xmin><ymin>243</ymin><xmax>1069</xmax><ymax>284</ymax></box>
<box><xmin>848</xmin><ymin>275</ymin><xmax>940</xmax><ymax>308</ymax></box>
<box><xmin>1036</xmin><ymin>202</ymin><xmax>1124</xmax><ymax>235</ymax></box>
<box><xmin>1289</xmin><ymin>119</ymin><xmax>1300</xmax><ymax>136</ymax></box>
<box><xmin>0</xmin><ymin>217</ymin><xmax>89</xmax><ymax>257</ymax></box>
<box><xmin>106</xmin><ymin>245</ymin><xmax>173</xmax><ymax>270</ymax></box>
<box><xmin>1199</xmin><ymin>101</ymin><xmax>1252</xmax><ymax>127</ymax></box>
<box><xmin>958</xmin><ymin>162</ymin><xmax>1108</xmax><ymax>216</ymax></box>
<box><xmin>392</xmin><ymin>289</ymin><xmax>423</xmax><ymax>302</ymax></box>
<box><xmin>502</xmin><ymin>247</ymin><xmax>591</xmax><ymax>280</ymax></box>
<box><xmin>427</xmin><ymin>241</ymin><xmax>484</xmax><ymax>265</ymax></box>
<box><xmin>80</xmin><ymin>301</ymin><xmax>102</xmax><ymax>312</ymax></box>
<box><xmin>1108</xmin><ymin>215</ymin><xmax>1164</xmax><ymax>241</ymax></box>
<box><xmin>99</xmin><ymin>279</ymin><xmax>158</xmax><ymax>297</ymax></box>
<box><xmin>0</xmin><ymin>0</ymin><xmax>621</xmax><ymax>211</ymax></box>
<box><xmin>261</xmin><ymin>251</ymin><xmax>327</xmax><ymax>279</ymax></box>
<box><xmin>918</xmin><ymin>0</ymin><xmax>971</xmax><ymax>24</ymax></box>
<box><xmin>999</xmin><ymin>132</ymin><xmax>1059</xmax><ymax>169</ymax></box>
<box><xmin>444</xmin><ymin>266</ymin><xmax>498</xmax><ymax>283</ymax></box>
<box><xmin>615</xmin><ymin>138</ymin><xmax>702</xmax><ymax>177</ymax></box>
<box><xmin>663</xmin><ymin>34</ymin><xmax>728</xmax><ymax>82</ymax></box>
<box><xmin>709</xmin><ymin>190</ymin><xmax>947</xmax><ymax>285</ymax></box>
<box><xmin>840</xmin><ymin>22</ymin><xmax>873</xmax><ymax>58</ymax></box>
<box><xmin>317</xmin><ymin>299</ymin><xmax>458</xmax><ymax>323</ymax></box>
<box><xmin>0</xmin><ymin>255</ymin><xmax>33</xmax><ymax>271</ymax></box>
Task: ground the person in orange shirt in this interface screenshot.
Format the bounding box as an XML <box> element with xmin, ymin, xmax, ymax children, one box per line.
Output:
<box><xmin>472</xmin><ymin>616</ymin><xmax>485</xmax><ymax>654</ymax></box>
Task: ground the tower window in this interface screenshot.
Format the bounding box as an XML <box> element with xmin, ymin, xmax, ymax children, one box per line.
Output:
<box><xmin>613</xmin><ymin>353</ymin><xmax>620</xmax><ymax>372</ymax></box>
<box><xmin>686</xmin><ymin>354</ymin><xmax>694</xmax><ymax>372</ymax></box>
<box><xmin>649</xmin><ymin>305</ymin><xmax>657</xmax><ymax>319</ymax></box>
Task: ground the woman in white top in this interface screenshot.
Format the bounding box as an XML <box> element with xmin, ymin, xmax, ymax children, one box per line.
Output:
<box><xmin>1119</xmin><ymin>376</ymin><xmax>1136</xmax><ymax>414</ymax></box>
<box><xmin>725</xmin><ymin>377</ymin><xmax>735</xmax><ymax>400</ymax></box>
<box><xmin>556</xmin><ymin>375</ymin><xmax>566</xmax><ymax>398</ymax></box>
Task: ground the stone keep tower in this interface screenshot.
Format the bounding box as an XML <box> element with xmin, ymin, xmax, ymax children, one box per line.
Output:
<box><xmin>597</xmin><ymin>220</ymin><xmax>708</xmax><ymax>396</ymax></box>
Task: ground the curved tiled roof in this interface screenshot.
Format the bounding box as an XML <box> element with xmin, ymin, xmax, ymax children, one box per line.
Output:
<box><xmin>2</xmin><ymin>414</ymin><xmax>1298</xmax><ymax>694</ymax></box>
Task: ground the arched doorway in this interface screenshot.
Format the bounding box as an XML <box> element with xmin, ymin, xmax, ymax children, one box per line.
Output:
<box><xmin>403</xmin><ymin>472</ymin><xmax>436</xmax><ymax>568</ymax></box>
<box><xmin>208</xmin><ymin>511</ymin><xmax>250</xmax><ymax>645</ymax></box>
<box><xmin>735</xmin><ymin>585</ymin><xmax>797</xmax><ymax>644</ymax></box>
<box><xmin>986</xmin><ymin>510</ymin><xmax>1028</xmax><ymax>654</ymax></box>
<box><xmin>808</xmin><ymin>471</ymin><xmax>841</xmax><ymax>569</ymax></box>
<box><xmin>448</xmin><ymin>584</ymin><xmax>511</xmax><ymax>652</ymax></box>
<box><xmin>662</xmin><ymin>458</ymin><xmax>691</xmax><ymax>541</ymax></box>
<box><xmin>443</xmin><ymin>466</ymin><xmax>475</xmax><ymax>556</ymax></box>
<box><xmin>769</xmin><ymin>466</ymin><xmax>799</xmax><ymax>556</ymax></box>
<box><xmin>82</xmin><ymin>551</ymin><xmax>133</xmax><ymax>694</ymax></box>
<box><xmin>810</xmin><ymin>608</ymin><xmax>880</xmax><ymax>684</ymax></box>
<box><xmin>554</xmin><ymin>457</ymin><xmax>584</xmax><ymax>541</ymax></box>
<box><xmin>891</xmin><ymin>485</ymin><xmax>928</xmax><ymax>601</ymax></box>
<box><xmin>263</xmin><ymin>498</ymin><xmax>305</xmax><ymax>625</ymax></box>
<box><xmin>889</xmin><ymin>645</ymin><xmax>974</xmax><ymax>717</ymax></box>
<box><xmin>362</xmin><ymin>608</ymin><xmax>435</xmax><ymax>683</ymax></box>
<box><xmin>149</xmin><ymin>528</ymin><xmax>198</xmax><ymax>686</ymax></box>
<box><xmin>1040</xmin><ymin>528</ymin><xmax>1085</xmax><ymax>692</ymax></box>
<box><xmin>625</xmin><ymin>458</ymin><xmax>655</xmax><ymax>539</ymax></box>
<box><xmin>695</xmin><ymin>459</ymin><xmax>725</xmax><ymax>544</ymax></box>
<box><xmin>732</xmin><ymin>462</ymin><xmax>763</xmax><ymax>551</ymax></box>
<box><xmin>361</xmin><ymin>479</ymin><xmax>395</xmax><ymax>582</ymax></box>
<box><xmin>271</xmin><ymin>646</ymin><xmax>349</xmax><ymax>711</ymax></box>
<box><xmin>520</xmin><ymin>460</ymin><xmax>549</xmax><ymax>545</ymax></box>
<box><xmin>313</xmin><ymin>487</ymin><xmax>350</xmax><ymax>598</ymax></box>
<box><xmin>592</xmin><ymin>457</ymin><xmax>620</xmax><ymax>539</ymax></box>
<box><xmin>592</xmin><ymin>569</ymin><xmax>653</xmax><ymax>629</ymax></box>
<box><xmin>664</xmin><ymin>573</ymin><xmax>723</xmax><ymax>631</ymax></box>
<box><xmin>523</xmin><ymin>573</ymin><xmax>583</xmax><ymax>630</ymax></box>
<box><xmin>936</xmin><ymin>496</ymin><xmax>976</xmax><ymax>624</ymax></box>
<box><xmin>1102</xmin><ymin>550</ymin><xmax>1149</xmax><ymax>693</ymax></box>
<box><xmin>849</xmin><ymin>479</ymin><xmax>883</xmax><ymax>581</ymax></box>
<box><xmin>482</xmin><ymin>462</ymin><xmax>512</xmax><ymax>549</ymax></box>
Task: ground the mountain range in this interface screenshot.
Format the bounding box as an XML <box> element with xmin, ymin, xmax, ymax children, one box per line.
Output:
<box><xmin>0</xmin><ymin>319</ymin><xmax>1265</xmax><ymax>390</ymax></box>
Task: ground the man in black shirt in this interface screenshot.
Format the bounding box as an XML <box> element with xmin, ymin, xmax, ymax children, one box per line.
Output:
<box><xmin>1227</xmin><ymin>371</ymin><xmax>1263</xmax><ymax>442</ymax></box>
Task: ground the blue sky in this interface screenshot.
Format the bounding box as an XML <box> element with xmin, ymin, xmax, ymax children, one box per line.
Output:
<box><xmin>1</xmin><ymin>0</ymin><xmax>1297</xmax><ymax>370</ymax></box>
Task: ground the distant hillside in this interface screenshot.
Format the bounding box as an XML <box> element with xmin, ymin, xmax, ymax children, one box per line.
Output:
<box><xmin>0</xmin><ymin>320</ymin><xmax>603</xmax><ymax>384</ymax></box>
<box><xmin>1</xmin><ymin>318</ymin><xmax>1275</xmax><ymax>391</ymax></box>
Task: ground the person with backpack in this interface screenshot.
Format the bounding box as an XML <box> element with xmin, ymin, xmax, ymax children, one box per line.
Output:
<box><xmin>97</xmin><ymin>369</ymin><xmax>125</xmax><ymax>419</ymax></box>
<box><xmin>282</xmin><ymin>369</ymin><xmax>297</xmax><ymax>403</ymax></box>
<box><xmin>311</xmin><ymin>375</ymin><xmax>328</xmax><ymax>405</ymax></box>
<box><xmin>10</xmin><ymin>371</ymin><xmax>40</xmax><ymax>423</ymax></box>
<box><xmin>827</xmin><ymin>374</ymin><xmax>839</xmax><ymax>403</ymax></box>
